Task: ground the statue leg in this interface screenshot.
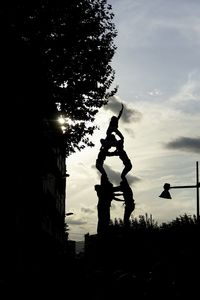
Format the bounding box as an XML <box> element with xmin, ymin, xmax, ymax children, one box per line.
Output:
<box><xmin>121</xmin><ymin>161</ymin><xmax>132</xmax><ymax>178</ymax></box>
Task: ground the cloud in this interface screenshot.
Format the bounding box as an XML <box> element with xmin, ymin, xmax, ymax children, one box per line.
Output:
<box><xmin>81</xmin><ymin>206</ymin><xmax>95</xmax><ymax>214</ymax></box>
<box><xmin>170</xmin><ymin>71</ymin><xmax>200</xmax><ymax>103</ymax></box>
<box><xmin>66</xmin><ymin>217</ymin><xmax>87</xmax><ymax>225</ymax></box>
<box><xmin>105</xmin><ymin>164</ymin><xmax>123</xmax><ymax>185</ymax></box>
<box><xmin>124</xmin><ymin>127</ymin><xmax>135</xmax><ymax>137</ymax></box>
<box><xmin>166</xmin><ymin>71</ymin><xmax>200</xmax><ymax>115</ymax></box>
<box><xmin>104</xmin><ymin>96</ymin><xmax>142</xmax><ymax>123</ymax></box>
<box><xmin>165</xmin><ymin>136</ymin><xmax>200</xmax><ymax>153</ymax></box>
<box><xmin>93</xmin><ymin>163</ymin><xmax>141</xmax><ymax>186</ymax></box>
<box><xmin>148</xmin><ymin>88</ymin><xmax>162</xmax><ymax>96</ymax></box>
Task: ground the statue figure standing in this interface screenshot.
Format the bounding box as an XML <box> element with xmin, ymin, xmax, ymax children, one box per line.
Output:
<box><xmin>95</xmin><ymin>175</ymin><xmax>115</xmax><ymax>235</ymax></box>
<box><xmin>114</xmin><ymin>138</ymin><xmax>132</xmax><ymax>179</ymax></box>
<box><xmin>120</xmin><ymin>177</ymin><xmax>135</xmax><ymax>227</ymax></box>
<box><xmin>106</xmin><ymin>104</ymin><xmax>124</xmax><ymax>140</ymax></box>
<box><xmin>95</xmin><ymin>134</ymin><xmax>118</xmax><ymax>178</ymax></box>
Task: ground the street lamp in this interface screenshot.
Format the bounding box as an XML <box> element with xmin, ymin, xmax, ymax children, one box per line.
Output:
<box><xmin>159</xmin><ymin>161</ymin><xmax>200</xmax><ymax>221</ymax></box>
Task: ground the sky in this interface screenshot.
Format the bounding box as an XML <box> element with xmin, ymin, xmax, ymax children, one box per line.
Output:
<box><xmin>66</xmin><ymin>0</ymin><xmax>200</xmax><ymax>241</ymax></box>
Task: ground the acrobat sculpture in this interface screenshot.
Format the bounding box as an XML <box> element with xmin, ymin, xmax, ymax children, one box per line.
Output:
<box><xmin>94</xmin><ymin>104</ymin><xmax>135</xmax><ymax>234</ymax></box>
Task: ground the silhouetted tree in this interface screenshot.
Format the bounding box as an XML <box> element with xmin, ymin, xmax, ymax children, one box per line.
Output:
<box><xmin>2</xmin><ymin>0</ymin><xmax>117</xmax><ymax>156</ymax></box>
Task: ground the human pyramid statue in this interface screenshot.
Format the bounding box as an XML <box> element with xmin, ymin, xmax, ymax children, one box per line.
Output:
<box><xmin>94</xmin><ymin>104</ymin><xmax>135</xmax><ymax>235</ymax></box>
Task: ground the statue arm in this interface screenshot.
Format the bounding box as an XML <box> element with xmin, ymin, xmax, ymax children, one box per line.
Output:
<box><xmin>107</xmin><ymin>150</ymin><xmax>118</xmax><ymax>156</ymax></box>
<box><xmin>113</xmin><ymin>196</ymin><xmax>124</xmax><ymax>202</ymax></box>
<box><xmin>114</xmin><ymin>192</ymin><xmax>123</xmax><ymax>197</ymax></box>
<box><xmin>117</xmin><ymin>104</ymin><xmax>124</xmax><ymax>120</ymax></box>
<box><xmin>113</xmin><ymin>186</ymin><xmax>122</xmax><ymax>192</ymax></box>
<box><xmin>115</xmin><ymin>129</ymin><xmax>124</xmax><ymax>140</ymax></box>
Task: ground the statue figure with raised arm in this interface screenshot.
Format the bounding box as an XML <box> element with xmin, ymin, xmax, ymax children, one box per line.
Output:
<box><xmin>106</xmin><ymin>104</ymin><xmax>124</xmax><ymax>140</ymax></box>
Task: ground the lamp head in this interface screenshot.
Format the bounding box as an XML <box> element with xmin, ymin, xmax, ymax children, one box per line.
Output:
<box><xmin>159</xmin><ymin>183</ymin><xmax>172</xmax><ymax>199</ymax></box>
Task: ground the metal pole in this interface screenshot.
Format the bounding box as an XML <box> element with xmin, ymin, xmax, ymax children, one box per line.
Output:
<box><xmin>170</xmin><ymin>185</ymin><xmax>196</xmax><ymax>189</ymax></box>
<box><xmin>196</xmin><ymin>161</ymin><xmax>199</xmax><ymax>221</ymax></box>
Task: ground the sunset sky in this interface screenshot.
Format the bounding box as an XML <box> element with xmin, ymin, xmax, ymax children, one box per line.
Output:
<box><xmin>66</xmin><ymin>0</ymin><xmax>200</xmax><ymax>241</ymax></box>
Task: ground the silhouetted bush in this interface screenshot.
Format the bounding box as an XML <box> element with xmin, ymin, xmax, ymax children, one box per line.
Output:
<box><xmin>110</xmin><ymin>212</ymin><xmax>198</xmax><ymax>233</ymax></box>
<box><xmin>84</xmin><ymin>213</ymin><xmax>200</xmax><ymax>299</ymax></box>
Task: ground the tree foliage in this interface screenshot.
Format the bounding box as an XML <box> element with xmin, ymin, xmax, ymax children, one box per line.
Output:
<box><xmin>3</xmin><ymin>0</ymin><xmax>117</xmax><ymax>156</ymax></box>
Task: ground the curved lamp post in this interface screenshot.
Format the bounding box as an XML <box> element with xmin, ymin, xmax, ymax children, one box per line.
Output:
<box><xmin>159</xmin><ymin>161</ymin><xmax>200</xmax><ymax>221</ymax></box>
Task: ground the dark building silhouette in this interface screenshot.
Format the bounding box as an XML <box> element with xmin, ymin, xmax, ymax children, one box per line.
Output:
<box><xmin>1</xmin><ymin>24</ymin><xmax>69</xmax><ymax>290</ymax></box>
<box><xmin>15</xmin><ymin>120</ymin><xmax>68</xmax><ymax>277</ymax></box>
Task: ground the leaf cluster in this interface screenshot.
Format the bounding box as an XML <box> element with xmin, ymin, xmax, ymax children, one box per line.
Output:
<box><xmin>4</xmin><ymin>0</ymin><xmax>118</xmax><ymax>156</ymax></box>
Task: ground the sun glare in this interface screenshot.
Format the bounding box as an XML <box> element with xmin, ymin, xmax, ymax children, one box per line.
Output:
<box><xmin>58</xmin><ymin>116</ymin><xmax>65</xmax><ymax>125</ymax></box>
<box><xmin>57</xmin><ymin>116</ymin><xmax>77</xmax><ymax>133</ymax></box>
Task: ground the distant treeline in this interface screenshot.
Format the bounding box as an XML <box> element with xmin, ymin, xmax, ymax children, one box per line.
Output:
<box><xmin>110</xmin><ymin>212</ymin><xmax>199</xmax><ymax>232</ymax></box>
